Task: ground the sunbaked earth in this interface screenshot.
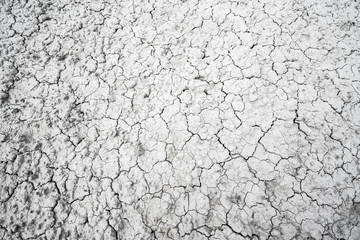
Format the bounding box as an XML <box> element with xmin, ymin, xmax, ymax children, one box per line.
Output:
<box><xmin>1</xmin><ymin>0</ymin><xmax>360</xmax><ymax>239</ymax></box>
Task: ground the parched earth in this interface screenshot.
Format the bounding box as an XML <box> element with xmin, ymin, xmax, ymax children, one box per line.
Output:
<box><xmin>1</xmin><ymin>0</ymin><xmax>360</xmax><ymax>239</ymax></box>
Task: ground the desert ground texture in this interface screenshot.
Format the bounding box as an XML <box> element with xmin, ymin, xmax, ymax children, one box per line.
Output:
<box><xmin>1</xmin><ymin>0</ymin><xmax>360</xmax><ymax>239</ymax></box>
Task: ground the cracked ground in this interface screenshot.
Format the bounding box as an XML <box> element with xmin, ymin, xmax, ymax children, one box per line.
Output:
<box><xmin>0</xmin><ymin>0</ymin><xmax>360</xmax><ymax>239</ymax></box>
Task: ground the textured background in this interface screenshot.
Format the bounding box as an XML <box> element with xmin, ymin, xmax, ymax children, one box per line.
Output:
<box><xmin>1</xmin><ymin>0</ymin><xmax>360</xmax><ymax>239</ymax></box>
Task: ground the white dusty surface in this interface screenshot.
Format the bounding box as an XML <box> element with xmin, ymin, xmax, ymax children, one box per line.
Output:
<box><xmin>1</xmin><ymin>0</ymin><xmax>360</xmax><ymax>239</ymax></box>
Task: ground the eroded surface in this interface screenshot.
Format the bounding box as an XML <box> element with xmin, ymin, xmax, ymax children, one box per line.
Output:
<box><xmin>1</xmin><ymin>0</ymin><xmax>360</xmax><ymax>239</ymax></box>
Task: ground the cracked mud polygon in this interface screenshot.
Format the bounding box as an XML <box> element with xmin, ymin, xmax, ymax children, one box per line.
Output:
<box><xmin>1</xmin><ymin>0</ymin><xmax>360</xmax><ymax>239</ymax></box>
